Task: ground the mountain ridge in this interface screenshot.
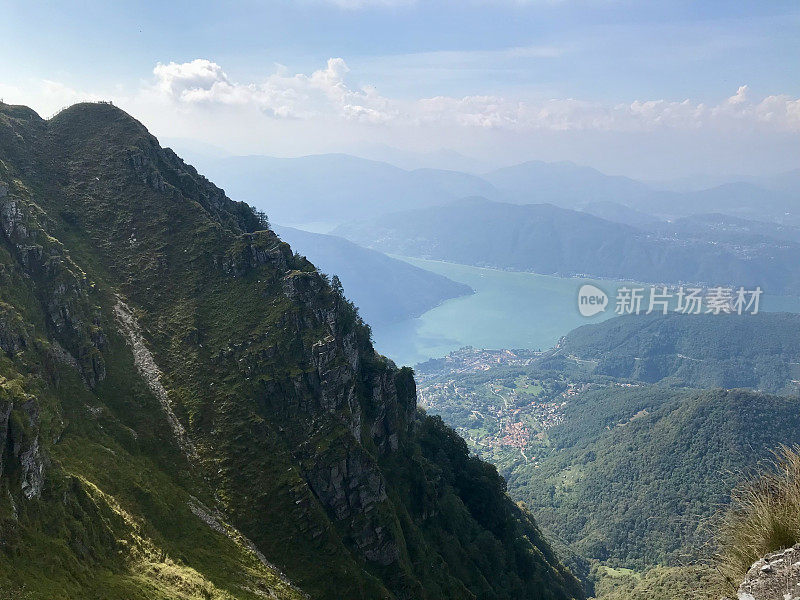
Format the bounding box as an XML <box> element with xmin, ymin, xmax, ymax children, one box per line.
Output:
<box><xmin>184</xmin><ymin>150</ymin><xmax>800</xmax><ymax>229</ymax></box>
<box><xmin>0</xmin><ymin>101</ymin><xmax>582</xmax><ymax>600</ymax></box>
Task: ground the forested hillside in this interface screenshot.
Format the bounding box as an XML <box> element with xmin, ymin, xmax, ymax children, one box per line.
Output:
<box><xmin>510</xmin><ymin>387</ymin><xmax>800</xmax><ymax>568</ymax></box>
<box><xmin>415</xmin><ymin>313</ymin><xmax>800</xmax><ymax>598</ymax></box>
<box><xmin>550</xmin><ymin>313</ymin><xmax>800</xmax><ymax>394</ymax></box>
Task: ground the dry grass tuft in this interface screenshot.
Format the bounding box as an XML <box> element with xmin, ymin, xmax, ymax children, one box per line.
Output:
<box><xmin>716</xmin><ymin>445</ymin><xmax>800</xmax><ymax>587</ymax></box>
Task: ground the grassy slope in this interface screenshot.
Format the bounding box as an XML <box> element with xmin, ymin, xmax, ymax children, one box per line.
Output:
<box><xmin>0</xmin><ymin>104</ymin><xmax>303</xmax><ymax>600</ymax></box>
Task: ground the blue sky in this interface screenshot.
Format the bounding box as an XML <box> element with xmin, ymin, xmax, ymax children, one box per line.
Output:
<box><xmin>2</xmin><ymin>0</ymin><xmax>799</xmax><ymax>178</ymax></box>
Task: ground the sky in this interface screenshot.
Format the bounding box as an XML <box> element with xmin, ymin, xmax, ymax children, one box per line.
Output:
<box><xmin>1</xmin><ymin>0</ymin><xmax>799</xmax><ymax>179</ymax></box>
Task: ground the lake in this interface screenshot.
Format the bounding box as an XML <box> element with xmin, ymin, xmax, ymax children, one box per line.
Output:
<box><xmin>370</xmin><ymin>257</ymin><xmax>800</xmax><ymax>367</ymax></box>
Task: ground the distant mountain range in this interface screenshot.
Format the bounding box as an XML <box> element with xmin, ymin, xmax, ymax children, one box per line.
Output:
<box><xmin>273</xmin><ymin>225</ymin><xmax>472</xmax><ymax>324</ymax></box>
<box><xmin>484</xmin><ymin>162</ymin><xmax>799</xmax><ymax>224</ymax></box>
<box><xmin>483</xmin><ymin>160</ymin><xmax>651</xmax><ymax>210</ymax></box>
<box><xmin>190</xmin><ymin>153</ymin><xmax>498</xmax><ymax>224</ymax></box>
<box><xmin>333</xmin><ymin>197</ymin><xmax>800</xmax><ymax>294</ymax></box>
<box><xmin>181</xmin><ymin>152</ymin><xmax>799</xmax><ymax>228</ymax></box>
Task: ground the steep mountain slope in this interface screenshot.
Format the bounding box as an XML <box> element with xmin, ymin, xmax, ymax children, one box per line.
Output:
<box><xmin>549</xmin><ymin>313</ymin><xmax>800</xmax><ymax>394</ymax></box>
<box><xmin>0</xmin><ymin>102</ymin><xmax>582</xmax><ymax>600</ymax></box>
<box><xmin>273</xmin><ymin>225</ymin><xmax>472</xmax><ymax>324</ymax></box>
<box><xmin>334</xmin><ymin>197</ymin><xmax>800</xmax><ymax>294</ymax></box>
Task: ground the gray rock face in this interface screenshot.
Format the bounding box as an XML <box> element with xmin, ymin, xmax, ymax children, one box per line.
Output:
<box><xmin>733</xmin><ymin>545</ymin><xmax>800</xmax><ymax>600</ymax></box>
<box><xmin>223</xmin><ymin>231</ymin><xmax>290</xmax><ymax>277</ymax></box>
<box><xmin>306</xmin><ymin>449</ymin><xmax>399</xmax><ymax>566</ymax></box>
<box><xmin>0</xmin><ymin>305</ymin><xmax>29</xmax><ymax>356</ymax></box>
<box><xmin>0</xmin><ymin>194</ymin><xmax>107</xmax><ymax>387</ymax></box>
<box><xmin>0</xmin><ymin>397</ymin><xmax>45</xmax><ymax>500</ymax></box>
<box><xmin>18</xmin><ymin>413</ymin><xmax>44</xmax><ymax>500</ymax></box>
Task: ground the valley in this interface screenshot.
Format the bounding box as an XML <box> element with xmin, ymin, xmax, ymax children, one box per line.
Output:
<box><xmin>0</xmin><ymin>99</ymin><xmax>797</xmax><ymax>600</ymax></box>
<box><xmin>410</xmin><ymin>314</ymin><xmax>800</xmax><ymax>598</ymax></box>
<box><xmin>0</xmin><ymin>102</ymin><xmax>584</xmax><ymax>600</ymax></box>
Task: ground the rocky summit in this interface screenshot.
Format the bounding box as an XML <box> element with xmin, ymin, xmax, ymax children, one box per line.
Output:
<box><xmin>0</xmin><ymin>102</ymin><xmax>582</xmax><ymax>600</ymax></box>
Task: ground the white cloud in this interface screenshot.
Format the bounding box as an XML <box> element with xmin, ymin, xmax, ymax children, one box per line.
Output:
<box><xmin>150</xmin><ymin>57</ymin><xmax>399</xmax><ymax>123</ymax></box>
<box><xmin>149</xmin><ymin>58</ymin><xmax>800</xmax><ymax>134</ymax></box>
<box><xmin>153</xmin><ymin>59</ymin><xmax>231</xmax><ymax>98</ymax></box>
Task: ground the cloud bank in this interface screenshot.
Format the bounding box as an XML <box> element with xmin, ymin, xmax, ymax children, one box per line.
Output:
<box><xmin>150</xmin><ymin>58</ymin><xmax>800</xmax><ymax>134</ymax></box>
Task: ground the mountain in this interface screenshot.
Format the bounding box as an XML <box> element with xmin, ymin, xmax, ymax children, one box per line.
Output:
<box><xmin>272</xmin><ymin>225</ymin><xmax>472</xmax><ymax>324</ymax></box>
<box><xmin>648</xmin><ymin>212</ymin><xmax>800</xmax><ymax>245</ymax></box>
<box><xmin>170</xmin><ymin>150</ymin><xmax>798</xmax><ymax>231</ymax></box>
<box><xmin>580</xmin><ymin>201</ymin><xmax>661</xmax><ymax>228</ymax></box>
<box><xmin>343</xmin><ymin>144</ymin><xmax>493</xmax><ymax>174</ymax></box>
<box><xmin>547</xmin><ymin>313</ymin><xmax>800</xmax><ymax>394</ymax></box>
<box><xmin>334</xmin><ymin>197</ymin><xmax>800</xmax><ymax>294</ymax></box>
<box><xmin>484</xmin><ymin>161</ymin><xmax>799</xmax><ymax>225</ymax></box>
<box><xmin>642</xmin><ymin>183</ymin><xmax>800</xmax><ymax>225</ymax></box>
<box><xmin>185</xmin><ymin>153</ymin><xmax>499</xmax><ymax>225</ymax></box>
<box><xmin>0</xmin><ymin>102</ymin><xmax>582</xmax><ymax>600</ymax></box>
<box><xmin>484</xmin><ymin>161</ymin><xmax>651</xmax><ymax>211</ymax></box>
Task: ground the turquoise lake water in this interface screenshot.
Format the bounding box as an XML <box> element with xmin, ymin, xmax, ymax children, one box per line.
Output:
<box><xmin>370</xmin><ymin>257</ymin><xmax>800</xmax><ymax>367</ymax></box>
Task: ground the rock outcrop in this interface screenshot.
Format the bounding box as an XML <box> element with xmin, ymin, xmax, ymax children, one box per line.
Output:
<box><xmin>730</xmin><ymin>545</ymin><xmax>800</xmax><ymax>600</ymax></box>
